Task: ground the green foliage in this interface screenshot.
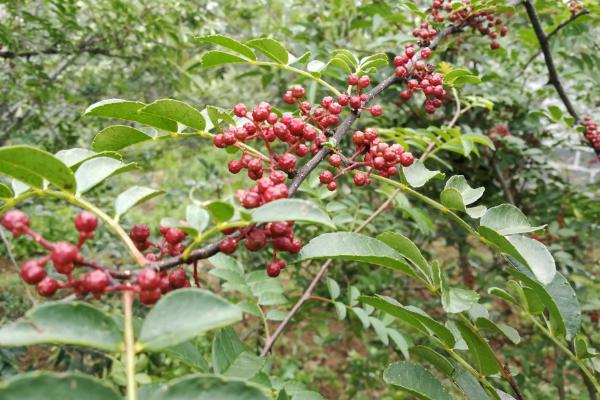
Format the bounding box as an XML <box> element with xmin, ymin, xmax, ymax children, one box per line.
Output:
<box><xmin>1</xmin><ymin>0</ymin><xmax>599</xmax><ymax>399</ymax></box>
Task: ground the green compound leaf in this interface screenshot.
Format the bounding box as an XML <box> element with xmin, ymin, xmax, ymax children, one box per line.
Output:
<box><xmin>141</xmin><ymin>99</ymin><xmax>206</xmax><ymax>131</ymax></box>
<box><xmin>196</xmin><ymin>35</ymin><xmax>256</xmax><ymax>60</ymax></box>
<box><xmin>0</xmin><ymin>302</ymin><xmax>122</xmax><ymax>351</ymax></box>
<box><xmin>383</xmin><ymin>361</ymin><xmax>452</xmax><ymax>400</ymax></box>
<box><xmin>0</xmin><ymin>145</ymin><xmax>76</xmax><ymax>192</ymax></box>
<box><xmin>139</xmin><ymin>289</ymin><xmax>242</xmax><ymax>351</ymax></box>
<box><xmin>83</xmin><ymin>98</ymin><xmax>177</xmax><ymax>131</ymax></box>
<box><xmin>0</xmin><ymin>371</ymin><xmax>121</xmax><ymax>400</ymax></box>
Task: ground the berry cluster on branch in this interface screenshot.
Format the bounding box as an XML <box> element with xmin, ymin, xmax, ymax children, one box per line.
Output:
<box><xmin>1</xmin><ymin>210</ymin><xmax>202</xmax><ymax>304</ymax></box>
<box><xmin>319</xmin><ymin>128</ymin><xmax>414</xmax><ymax>191</ymax></box>
<box><xmin>2</xmin><ymin>209</ymin><xmax>108</xmax><ymax>298</ymax></box>
<box><xmin>2</xmin><ymin>17</ymin><xmax>481</xmax><ymax>302</ymax></box>
<box><xmin>583</xmin><ymin>117</ymin><xmax>600</xmax><ymax>152</ymax></box>
<box><xmin>429</xmin><ymin>0</ymin><xmax>507</xmax><ymax>49</ymax></box>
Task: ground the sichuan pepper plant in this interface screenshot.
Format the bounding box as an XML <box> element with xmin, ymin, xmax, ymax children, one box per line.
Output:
<box><xmin>0</xmin><ymin>0</ymin><xmax>598</xmax><ymax>399</ymax></box>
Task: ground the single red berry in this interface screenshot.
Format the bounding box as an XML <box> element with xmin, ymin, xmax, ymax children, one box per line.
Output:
<box><xmin>266</xmin><ymin>261</ymin><xmax>281</xmax><ymax>277</ymax></box>
<box><xmin>244</xmin><ymin>123</ymin><xmax>257</xmax><ymax>135</ymax></box>
<box><xmin>364</xmin><ymin>128</ymin><xmax>378</xmax><ymax>141</ymax></box>
<box><xmin>130</xmin><ymin>224</ymin><xmax>150</xmax><ymax>242</ymax></box>
<box><xmin>278</xmin><ymin>259</ymin><xmax>287</xmax><ymax>269</ymax></box>
<box><xmin>269</xmin><ymin>221</ymin><xmax>291</xmax><ymax>237</ymax></box>
<box><xmin>1</xmin><ymin>210</ymin><xmax>30</xmax><ymax>236</ymax></box>
<box><xmin>400</xmin><ymin>152</ymin><xmax>414</xmax><ymax>167</ymax></box>
<box><xmin>373</xmin><ymin>156</ymin><xmax>386</xmax><ymax>170</ymax></box>
<box><xmin>138</xmin><ymin>268</ymin><xmax>160</xmax><ymax>290</ymax></box>
<box><xmin>20</xmin><ymin>260</ymin><xmax>46</xmax><ymax>285</ymax></box>
<box><xmin>74</xmin><ymin>211</ymin><xmax>98</xmax><ymax>233</ymax></box>
<box><xmin>289</xmin><ymin>238</ymin><xmax>302</xmax><ymax>253</ymax></box>
<box><xmin>222</xmin><ymin>130</ymin><xmax>237</xmax><ymax>145</ymax></box>
<box><xmin>421</xmin><ymin>47</ymin><xmax>432</xmax><ymax>58</ymax></box>
<box><xmin>500</xmin><ymin>26</ymin><xmax>508</xmax><ymax>36</ymax></box>
<box><xmin>349</xmin><ymin>96</ymin><xmax>362</xmax><ymax>109</ymax></box>
<box><xmin>370</xmin><ymin>105</ymin><xmax>383</xmax><ymax>117</ymax></box>
<box><xmin>267</xmin><ymin>112</ymin><xmax>279</xmax><ymax>125</ymax></box>
<box><xmin>393</xmin><ymin>55</ymin><xmax>405</xmax><ymax>66</ymax></box>
<box><xmin>319</xmin><ymin>170</ymin><xmax>334</xmax><ymax>184</ymax></box>
<box><xmin>408</xmin><ymin>79</ymin><xmax>419</xmax><ymax>90</ymax></box>
<box><xmin>395</xmin><ymin>66</ymin><xmax>407</xmax><ymax>78</ymax></box>
<box><xmin>270</xmin><ymin>171</ymin><xmax>287</xmax><ymax>184</ymax></box>
<box><xmin>430</xmin><ymin>74</ymin><xmax>442</xmax><ymax>86</ymax></box>
<box><xmin>328</xmin><ymin>154</ymin><xmax>342</xmax><ymax>167</ymax></box>
<box><xmin>400</xmin><ymin>90</ymin><xmax>412</xmax><ymax>101</ymax></box>
<box><xmin>241</xmin><ymin>192</ymin><xmax>261</xmax><ymax>209</ymax></box>
<box><xmin>358</xmin><ymin>75</ymin><xmax>371</xmax><ymax>88</ymax></box>
<box><xmin>37</xmin><ymin>277</ymin><xmax>59</xmax><ymax>297</ymax></box>
<box><xmin>283</xmin><ymin>91</ymin><xmax>295</xmax><ymax>104</ymax></box>
<box><xmin>337</xmin><ymin>94</ymin><xmax>349</xmax><ymax>106</ymax></box>
<box><xmin>51</xmin><ymin>242</ymin><xmax>80</xmax><ymax>273</ymax></box>
<box><xmin>139</xmin><ymin>288</ymin><xmax>161</xmax><ymax>305</ymax></box>
<box><xmin>253</xmin><ymin>105</ymin><xmax>270</xmax><ymax>121</ymax></box>
<box><xmin>233</xmin><ymin>103</ymin><xmax>247</xmax><ymax>117</ymax></box>
<box><xmin>277</xmin><ymin>153</ymin><xmax>297</xmax><ymax>171</ymax></box>
<box><xmin>405</xmin><ymin>46</ymin><xmax>415</xmax><ymax>58</ymax></box>
<box><xmin>245</xmin><ymin>229</ymin><xmax>267</xmax><ymax>251</ymax></box>
<box><xmin>219</xmin><ymin>237</ymin><xmax>238</xmax><ymax>254</ymax></box>
<box><xmin>247</xmin><ymin>158</ymin><xmax>263</xmax><ymax>172</ymax></box>
<box><xmin>490</xmin><ymin>41</ymin><xmax>500</xmax><ymax>50</ymax></box>
<box><xmin>354</xmin><ymin>173</ymin><xmax>367</xmax><ymax>186</ymax></box>
<box><xmin>168</xmin><ymin>268</ymin><xmax>187</xmax><ymax>289</ymax></box>
<box><xmin>327</xmin><ymin>181</ymin><xmax>337</xmax><ymax>191</ymax></box>
<box><xmin>321</xmin><ymin>96</ymin><xmax>334</xmax><ymax>108</ymax></box>
<box><xmin>295</xmin><ymin>144</ymin><xmax>309</xmax><ymax>157</ymax></box>
<box><xmin>347</xmin><ymin>73</ymin><xmax>359</xmax><ymax>85</ymax></box>
<box><xmin>328</xmin><ymin>102</ymin><xmax>342</xmax><ymax>115</ymax></box>
<box><xmin>228</xmin><ymin>159</ymin><xmax>243</xmax><ymax>174</ymax></box>
<box><xmin>352</xmin><ymin>131</ymin><xmax>365</xmax><ymax>145</ymax></box>
<box><xmin>160</xmin><ymin>275</ymin><xmax>171</xmax><ymax>294</ymax></box>
<box><xmin>291</xmin><ymin>85</ymin><xmax>305</xmax><ymax>98</ymax></box>
<box><xmin>303</xmin><ymin>125</ymin><xmax>317</xmax><ymax>141</ymax></box>
<box><xmin>165</xmin><ymin>228</ymin><xmax>186</xmax><ymax>245</ymax></box>
<box><xmin>83</xmin><ymin>270</ymin><xmax>109</xmax><ymax>294</ymax></box>
<box><xmin>289</xmin><ymin>118</ymin><xmax>305</xmax><ymax>135</ymax></box>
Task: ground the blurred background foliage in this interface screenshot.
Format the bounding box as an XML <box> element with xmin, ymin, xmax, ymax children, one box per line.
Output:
<box><xmin>0</xmin><ymin>0</ymin><xmax>599</xmax><ymax>398</ymax></box>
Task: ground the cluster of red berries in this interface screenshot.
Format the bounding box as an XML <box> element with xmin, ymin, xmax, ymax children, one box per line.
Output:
<box><xmin>0</xmin><ymin>209</ymin><xmax>199</xmax><ymax>305</ymax></box>
<box><xmin>128</xmin><ymin>223</ymin><xmax>200</xmax><ymax>304</ymax></box>
<box><xmin>218</xmin><ymin>221</ymin><xmax>300</xmax><ymax>277</ymax></box>
<box><xmin>393</xmin><ymin>44</ymin><xmax>446</xmax><ymax>114</ymax></box>
<box><xmin>429</xmin><ymin>0</ymin><xmax>507</xmax><ymax>49</ymax></box>
<box><xmin>130</xmin><ymin>223</ymin><xmax>187</xmax><ymax>259</ymax></box>
<box><xmin>211</xmin><ymin>82</ymin><xmax>384</xmax><ymax>276</ymax></box>
<box><xmin>216</xmin><ymin>81</ymin><xmax>383</xmax><ymax>210</ymax></box>
<box><xmin>135</xmin><ymin>266</ymin><xmax>193</xmax><ymax>305</ymax></box>
<box><xmin>1</xmin><ymin>209</ymin><xmax>106</xmax><ymax>298</ymax></box>
<box><xmin>319</xmin><ymin>128</ymin><xmax>415</xmax><ymax>190</ymax></box>
<box><xmin>583</xmin><ymin>117</ymin><xmax>600</xmax><ymax>152</ymax></box>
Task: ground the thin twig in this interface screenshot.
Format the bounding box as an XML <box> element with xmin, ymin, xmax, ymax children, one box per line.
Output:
<box><xmin>522</xmin><ymin>1</ymin><xmax>599</xmax><ymax>157</ymax></box>
<box><xmin>521</xmin><ymin>9</ymin><xmax>590</xmax><ymax>71</ymax></box>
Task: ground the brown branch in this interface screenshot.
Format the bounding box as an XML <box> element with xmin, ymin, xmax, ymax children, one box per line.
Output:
<box><xmin>0</xmin><ymin>47</ymin><xmax>139</xmax><ymax>60</ymax></box>
<box><xmin>521</xmin><ymin>9</ymin><xmax>590</xmax><ymax>74</ymax></box>
<box><xmin>522</xmin><ymin>1</ymin><xmax>599</xmax><ymax>157</ymax></box>
<box><xmin>547</xmin><ymin>9</ymin><xmax>590</xmax><ymax>41</ymax></box>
